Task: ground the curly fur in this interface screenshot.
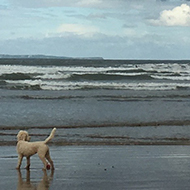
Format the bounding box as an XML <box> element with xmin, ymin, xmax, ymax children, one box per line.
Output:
<box><xmin>16</xmin><ymin>128</ymin><xmax>56</xmax><ymax>170</ymax></box>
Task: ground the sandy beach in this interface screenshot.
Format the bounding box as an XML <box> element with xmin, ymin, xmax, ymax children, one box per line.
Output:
<box><xmin>1</xmin><ymin>145</ymin><xmax>190</xmax><ymax>190</ymax></box>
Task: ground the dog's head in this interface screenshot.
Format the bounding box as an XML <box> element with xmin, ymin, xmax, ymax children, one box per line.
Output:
<box><xmin>17</xmin><ymin>130</ymin><xmax>31</xmax><ymax>142</ymax></box>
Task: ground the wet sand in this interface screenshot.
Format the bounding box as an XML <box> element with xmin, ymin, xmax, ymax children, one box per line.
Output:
<box><xmin>1</xmin><ymin>145</ymin><xmax>190</xmax><ymax>190</ymax></box>
<box><xmin>1</xmin><ymin>125</ymin><xmax>190</xmax><ymax>146</ymax></box>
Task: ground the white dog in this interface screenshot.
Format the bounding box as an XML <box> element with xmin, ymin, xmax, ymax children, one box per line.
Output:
<box><xmin>16</xmin><ymin>128</ymin><xmax>56</xmax><ymax>170</ymax></box>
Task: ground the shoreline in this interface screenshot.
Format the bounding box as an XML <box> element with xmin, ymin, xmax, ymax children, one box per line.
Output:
<box><xmin>1</xmin><ymin>141</ymin><xmax>190</xmax><ymax>146</ymax></box>
<box><xmin>1</xmin><ymin>119</ymin><xmax>190</xmax><ymax>130</ymax></box>
<box><xmin>1</xmin><ymin>124</ymin><xmax>190</xmax><ymax>146</ymax></box>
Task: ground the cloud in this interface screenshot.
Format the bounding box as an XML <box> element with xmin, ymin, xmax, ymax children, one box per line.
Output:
<box><xmin>150</xmin><ymin>4</ymin><xmax>190</xmax><ymax>26</ymax></box>
<box><xmin>56</xmin><ymin>23</ymin><xmax>99</xmax><ymax>37</ymax></box>
<box><xmin>2</xmin><ymin>33</ymin><xmax>190</xmax><ymax>59</ymax></box>
<box><xmin>76</xmin><ymin>0</ymin><xmax>102</xmax><ymax>7</ymax></box>
<box><xmin>87</xmin><ymin>13</ymin><xmax>107</xmax><ymax>19</ymax></box>
<box><xmin>6</xmin><ymin>0</ymin><xmax>144</xmax><ymax>9</ymax></box>
<box><xmin>0</xmin><ymin>34</ymin><xmax>130</xmax><ymax>58</ymax></box>
<box><xmin>7</xmin><ymin>0</ymin><xmax>109</xmax><ymax>8</ymax></box>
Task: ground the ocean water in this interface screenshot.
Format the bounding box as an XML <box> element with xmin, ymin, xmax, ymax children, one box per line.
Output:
<box><xmin>1</xmin><ymin>58</ymin><xmax>190</xmax><ymax>145</ymax></box>
<box><xmin>1</xmin><ymin>59</ymin><xmax>190</xmax><ymax>91</ymax></box>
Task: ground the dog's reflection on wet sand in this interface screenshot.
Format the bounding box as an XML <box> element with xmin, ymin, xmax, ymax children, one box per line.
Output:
<box><xmin>17</xmin><ymin>169</ymin><xmax>54</xmax><ymax>190</ymax></box>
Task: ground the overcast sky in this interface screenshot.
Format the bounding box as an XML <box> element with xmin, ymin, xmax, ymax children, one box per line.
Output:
<box><xmin>1</xmin><ymin>0</ymin><xmax>190</xmax><ymax>59</ymax></box>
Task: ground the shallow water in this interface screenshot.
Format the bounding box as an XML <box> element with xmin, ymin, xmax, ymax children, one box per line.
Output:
<box><xmin>1</xmin><ymin>88</ymin><xmax>190</xmax><ymax>127</ymax></box>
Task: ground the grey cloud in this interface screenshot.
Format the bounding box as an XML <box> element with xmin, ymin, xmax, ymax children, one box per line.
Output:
<box><xmin>0</xmin><ymin>5</ymin><xmax>8</xmax><ymax>10</ymax></box>
<box><xmin>0</xmin><ymin>34</ymin><xmax>136</xmax><ymax>58</ymax></box>
<box><xmin>7</xmin><ymin>0</ymin><xmax>110</xmax><ymax>8</ymax></box>
<box><xmin>1</xmin><ymin>30</ymin><xmax>190</xmax><ymax>59</ymax></box>
<box><xmin>157</xmin><ymin>0</ymin><xmax>190</xmax><ymax>1</ymax></box>
<box><xmin>123</xmin><ymin>23</ymin><xmax>137</xmax><ymax>28</ymax></box>
<box><xmin>7</xmin><ymin>0</ymin><xmax>80</xmax><ymax>8</ymax></box>
<box><xmin>87</xmin><ymin>13</ymin><xmax>107</xmax><ymax>19</ymax></box>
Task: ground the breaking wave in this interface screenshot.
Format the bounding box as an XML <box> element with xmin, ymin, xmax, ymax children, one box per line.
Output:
<box><xmin>0</xmin><ymin>59</ymin><xmax>190</xmax><ymax>91</ymax></box>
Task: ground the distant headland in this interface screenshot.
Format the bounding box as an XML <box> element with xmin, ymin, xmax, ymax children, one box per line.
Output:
<box><xmin>0</xmin><ymin>54</ymin><xmax>104</xmax><ymax>60</ymax></box>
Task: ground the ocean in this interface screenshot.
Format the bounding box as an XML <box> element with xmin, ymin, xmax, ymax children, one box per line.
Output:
<box><xmin>1</xmin><ymin>58</ymin><xmax>190</xmax><ymax>145</ymax></box>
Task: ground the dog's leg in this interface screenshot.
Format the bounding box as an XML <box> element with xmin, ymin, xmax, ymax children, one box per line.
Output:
<box><xmin>25</xmin><ymin>156</ymin><xmax>30</xmax><ymax>170</ymax></box>
<box><xmin>45</xmin><ymin>150</ymin><xmax>54</xmax><ymax>170</ymax></box>
<box><xmin>16</xmin><ymin>154</ymin><xmax>23</xmax><ymax>169</ymax></box>
<box><xmin>38</xmin><ymin>154</ymin><xmax>48</xmax><ymax>170</ymax></box>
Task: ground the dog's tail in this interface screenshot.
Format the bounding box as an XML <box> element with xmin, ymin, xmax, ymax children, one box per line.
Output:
<box><xmin>44</xmin><ymin>128</ymin><xmax>56</xmax><ymax>144</ymax></box>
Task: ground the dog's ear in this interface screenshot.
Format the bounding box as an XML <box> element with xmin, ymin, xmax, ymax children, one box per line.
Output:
<box><xmin>17</xmin><ymin>131</ymin><xmax>29</xmax><ymax>141</ymax></box>
<box><xmin>27</xmin><ymin>135</ymin><xmax>31</xmax><ymax>141</ymax></box>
